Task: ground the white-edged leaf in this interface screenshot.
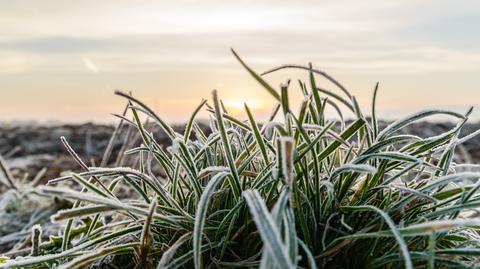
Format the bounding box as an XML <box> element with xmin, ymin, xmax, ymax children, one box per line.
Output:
<box><xmin>193</xmin><ymin>172</ymin><xmax>229</xmax><ymax>269</ymax></box>
<box><xmin>244</xmin><ymin>190</ymin><xmax>294</xmax><ymax>269</ymax></box>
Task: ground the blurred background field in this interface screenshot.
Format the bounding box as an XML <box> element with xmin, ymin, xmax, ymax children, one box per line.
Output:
<box><xmin>2</xmin><ymin>120</ymin><xmax>479</xmax><ymax>185</ymax></box>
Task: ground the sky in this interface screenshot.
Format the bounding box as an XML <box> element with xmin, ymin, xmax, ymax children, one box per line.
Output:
<box><xmin>0</xmin><ymin>0</ymin><xmax>479</xmax><ymax>123</ymax></box>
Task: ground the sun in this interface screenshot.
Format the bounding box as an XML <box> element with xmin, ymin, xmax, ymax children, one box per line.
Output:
<box><xmin>223</xmin><ymin>99</ymin><xmax>264</xmax><ymax>117</ymax></box>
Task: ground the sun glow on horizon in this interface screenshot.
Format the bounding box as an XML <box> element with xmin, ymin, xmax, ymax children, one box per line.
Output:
<box><xmin>222</xmin><ymin>99</ymin><xmax>266</xmax><ymax>117</ymax></box>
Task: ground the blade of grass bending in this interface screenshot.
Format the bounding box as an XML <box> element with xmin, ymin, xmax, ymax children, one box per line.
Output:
<box><xmin>260</xmin><ymin>104</ymin><xmax>282</xmax><ymax>134</ymax></box>
<box><xmin>377</xmin><ymin>109</ymin><xmax>465</xmax><ymax>141</ymax></box>
<box><xmin>60</xmin><ymin>136</ymin><xmax>116</xmax><ymax>252</ymax></box>
<box><xmin>231</xmin><ymin>49</ymin><xmax>281</xmax><ymax>101</ymax></box>
<box><xmin>60</xmin><ymin>136</ymin><xmax>113</xmax><ymax>196</ymax></box>
<box><xmin>354</xmin><ymin>152</ymin><xmax>429</xmax><ymax>166</ymax></box>
<box><xmin>394</xmin><ymin>219</ymin><xmax>480</xmax><ymax>237</ymax></box>
<box><xmin>193</xmin><ymin>122</ymin><xmax>208</xmax><ymax>142</ymax></box>
<box><xmin>57</xmin><ymin>243</ymin><xmax>138</xmax><ymax>269</ymax></box>
<box><xmin>111</xmin><ymin>112</ymin><xmax>136</xmax><ymax>126</ymax></box>
<box><xmin>193</xmin><ymin>172</ymin><xmax>229</xmax><ymax>269</ymax></box>
<box><xmin>420</xmin><ymin>172</ymin><xmax>480</xmax><ymax>192</ymax></box>
<box><xmin>244</xmin><ymin>190</ymin><xmax>294</xmax><ymax>269</ymax></box>
<box><xmin>389</xmin><ymin>172</ymin><xmax>480</xmax><ymax>213</ymax></box>
<box><xmin>129</xmin><ymin>106</ymin><xmax>176</xmax><ymax>178</ymax></box>
<box><xmin>381</xmin><ymin>162</ymin><xmax>420</xmax><ymax>186</ymax></box>
<box><xmin>52</xmin><ymin>205</ymin><xmax>114</xmax><ymax>221</ymax></box>
<box><xmin>324</xmin><ymin>219</ymin><xmax>480</xmax><ymax>242</ymax></box>
<box><xmin>298</xmin><ymin>238</ymin><xmax>318</xmax><ymax>269</ymax></box>
<box><xmin>71</xmin><ymin>173</ymin><xmax>109</xmax><ymax>198</ymax></box>
<box><xmin>342</xmin><ymin>205</ymin><xmax>412</xmax><ymax>269</ymax></box>
<box><xmin>76</xmin><ymin>175</ymin><xmax>124</xmax><ymax>241</ymax></box>
<box><xmin>50</xmin><ymin>167</ymin><xmax>178</xmax><ymax>209</ymax></box>
<box><xmin>212</xmin><ymin>90</ymin><xmax>242</xmax><ymax>199</ymax></box>
<box><xmin>1</xmin><ymin>226</ymin><xmax>143</xmax><ymax>268</ymax></box>
<box><xmin>325</xmin><ymin>99</ymin><xmax>344</xmax><ymax>126</ymax></box>
<box><xmin>123</xmin><ymin>174</ymin><xmax>151</xmax><ymax>203</ymax></box>
<box><xmin>101</xmin><ymin>100</ymin><xmax>130</xmax><ymax>167</ymax></box>
<box><xmin>363</xmin><ymin>135</ymin><xmax>420</xmax><ymax>155</ymax></box>
<box><xmin>316</xmin><ymin>119</ymin><xmax>365</xmax><ymax>162</ymax></box>
<box><xmin>115</xmin><ymin>90</ymin><xmax>176</xmax><ymax>139</ymax></box>
<box><xmin>162</xmin><ymin>244</ymin><xmax>215</xmax><ymax>269</ymax></box>
<box><xmin>331</xmin><ymin>164</ymin><xmax>377</xmax><ymax>180</ymax></box>
<box><xmin>184</xmin><ymin>99</ymin><xmax>207</xmax><ymax>143</ymax></box>
<box><xmin>69</xmin><ymin>175</ymin><xmax>133</xmax><ymax>236</ymax></box>
<box><xmin>205</xmin><ymin>109</ymin><xmax>251</xmax><ymax>131</ymax></box>
<box><xmin>0</xmin><ymin>250</ymin><xmax>84</xmax><ymax>268</ymax></box>
<box><xmin>157</xmin><ymin>233</ymin><xmax>192</xmax><ymax>268</ymax></box>
<box><xmin>315</xmin><ymin>87</ymin><xmax>354</xmax><ymax>112</ymax></box>
<box><xmin>60</xmin><ymin>136</ymin><xmax>88</xmax><ymax>170</ymax></box>
<box><xmin>424</xmin><ymin>200</ymin><xmax>480</xmax><ymax>218</ymax></box>
<box><xmin>260</xmin><ymin>64</ymin><xmax>352</xmax><ymax>100</ymax></box>
<box><xmin>36</xmin><ymin>187</ymin><xmax>179</xmax><ymax>226</ymax></box>
<box><xmin>337</xmin><ymin>166</ymin><xmax>376</xmax><ymax>200</ymax></box>
<box><xmin>434</xmin><ymin>110</ymin><xmax>471</xmax><ymax>177</ymax></box>
<box><xmin>404</xmin><ymin>124</ymin><xmax>461</xmax><ymax>155</ymax></box>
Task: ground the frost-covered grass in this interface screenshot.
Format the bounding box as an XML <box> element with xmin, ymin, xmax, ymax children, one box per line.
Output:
<box><xmin>1</xmin><ymin>49</ymin><xmax>480</xmax><ymax>268</ymax></box>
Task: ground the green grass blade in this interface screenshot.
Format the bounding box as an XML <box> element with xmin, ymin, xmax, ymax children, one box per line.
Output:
<box><xmin>193</xmin><ymin>172</ymin><xmax>229</xmax><ymax>269</ymax></box>
<box><xmin>231</xmin><ymin>49</ymin><xmax>281</xmax><ymax>101</ymax></box>
<box><xmin>244</xmin><ymin>190</ymin><xmax>294</xmax><ymax>269</ymax></box>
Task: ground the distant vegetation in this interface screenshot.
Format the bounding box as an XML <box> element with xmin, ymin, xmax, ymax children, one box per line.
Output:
<box><xmin>1</xmin><ymin>50</ymin><xmax>480</xmax><ymax>268</ymax></box>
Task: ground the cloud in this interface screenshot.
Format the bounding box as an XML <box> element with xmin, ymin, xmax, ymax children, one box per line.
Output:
<box><xmin>1</xmin><ymin>32</ymin><xmax>480</xmax><ymax>75</ymax></box>
<box><xmin>0</xmin><ymin>37</ymin><xmax>110</xmax><ymax>53</ymax></box>
<box><xmin>82</xmin><ymin>57</ymin><xmax>99</xmax><ymax>73</ymax></box>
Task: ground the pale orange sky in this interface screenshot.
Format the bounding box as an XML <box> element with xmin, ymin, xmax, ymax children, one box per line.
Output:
<box><xmin>0</xmin><ymin>0</ymin><xmax>479</xmax><ymax>123</ymax></box>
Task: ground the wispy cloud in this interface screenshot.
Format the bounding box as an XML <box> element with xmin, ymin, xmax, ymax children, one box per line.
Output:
<box><xmin>82</xmin><ymin>57</ymin><xmax>99</xmax><ymax>73</ymax></box>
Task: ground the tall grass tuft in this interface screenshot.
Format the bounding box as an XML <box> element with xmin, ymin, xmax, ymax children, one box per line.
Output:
<box><xmin>1</xmin><ymin>50</ymin><xmax>480</xmax><ymax>268</ymax></box>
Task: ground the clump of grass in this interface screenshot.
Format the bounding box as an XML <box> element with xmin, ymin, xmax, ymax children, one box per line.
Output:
<box><xmin>2</xmin><ymin>49</ymin><xmax>480</xmax><ymax>268</ymax></box>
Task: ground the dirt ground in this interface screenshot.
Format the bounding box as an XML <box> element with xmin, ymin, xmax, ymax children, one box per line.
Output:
<box><xmin>0</xmin><ymin>121</ymin><xmax>479</xmax><ymax>183</ymax></box>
